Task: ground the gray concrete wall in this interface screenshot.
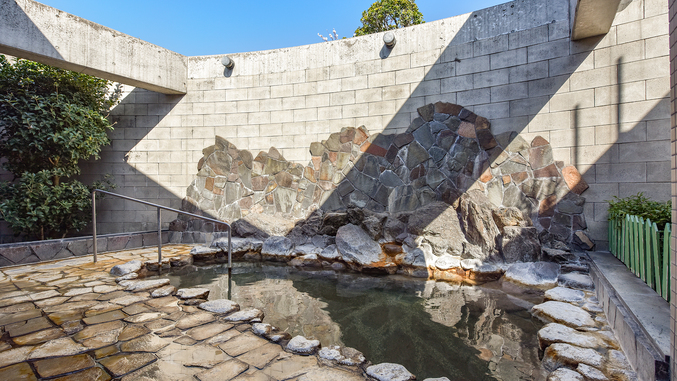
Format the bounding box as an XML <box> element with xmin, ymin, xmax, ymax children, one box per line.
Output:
<box><xmin>0</xmin><ymin>0</ymin><xmax>187</xmax><ymax>94</ymax></box>
<box><xmin>75</xmin><ymin>0</ymin><xmax>669</xmax><ymax>249</ymax></box>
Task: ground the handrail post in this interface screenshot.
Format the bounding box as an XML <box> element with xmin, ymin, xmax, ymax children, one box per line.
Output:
<box><xmin>228</xmin><ymin>226</ymin><xmax>232</xmax><ymax>273</ymax></box>
<box><xmin>92</xmin><ymin>191</ymin><xmax>97</xmax><ymax>263</ymax></box>
<box><xmin>157</xmin><ymin>207</ymin><xmax>162</xmax><ymax>264</ymax></box>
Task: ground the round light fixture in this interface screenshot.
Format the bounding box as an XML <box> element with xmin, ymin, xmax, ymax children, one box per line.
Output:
<box><xmin>383</xmin><ymin>32</ymin><xmax>396</xmax><ymax>48</ymax></box>
<box><xmin>221</xmin><ymin>56</ymin><xmax>235</xmax><ymax>69</ymax></box>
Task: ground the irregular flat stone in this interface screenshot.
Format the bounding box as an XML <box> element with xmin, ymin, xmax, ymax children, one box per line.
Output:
<box><xmin>117</xmin><ymin>324</ymin><xmax>151</xmax><ymax>342</ymax></box>
<box><xmin>93</xmin><ymin>285</ymin><xmax>122</xmax><ymax>294</ymax></box>
<box><xmin>195</xmin><ymin>358</ymin><xmax>249</xmax><ymax>381</ymax></box>
<box><xmin>151</xmin><ymin>285</ymin><xmax>176</xmax><ymax>298</ymax></box>
<box><xmin>6</xmin><ymin>317</ymin><xmax>53</xmax><ymax>337</ymax></box>
<box><xmin>80</xmin><ymin>330</ymin><xmax>121</xmax><ymax>350</ymax></box>
<box><xmin>199</xmin><ymin>299</ymin><xmax>239</xmax><ymax>314</ymax></box>
<box><xmin>176</xmin><ymin>288</ymin><xmax>210</xmax><ymax>300</ymax></box>
<box><xmin>206</xmin><ymin>329</ymin><xmax>241</xmax><ymax>345</ymax></box>
<box><xmin>82</xmin><ymin>310</ymin><xmax>126</xmax><ymax>325</ymax></box>
<box><xmin>123</xmin><ymin>279</ymin><xmax>170</xmax><ymax>292</ymax></box>
<box><xmin>51</xmin><ymin>366</ymin><xmax>111</xmax><ymax>381</ymax></box>
<box><xmin>144</xmin><ymin>319</ymin><xmax>176</xmax><ymax>333</ymax></box>
<box><xmin>532</xmin><ymin>301</ymin><xmax>596</xmax><ymax>328</ymax></box>
<box><xmin>538</xmin><ymin>323</ymin><xmax>604</xmax><ymax>350</ymax></box>
<box><xmin>13</xmin><ymin>327</ymin><xmax>66</xmax><ymax>345</ymax></box>
<box><xmin>159</xmin><ymin>343</ymin><xmax>229</xmax><ymax>368</ymax></box>
<box><xmin>28</xmin><ymin>337</ymin><xmax>87</xmax><ymax>360</ymax></box>
<box><xmin>260</xmin><ymin>355</ymin><xmax>318</xmax><ymax>380</ymax></box>
<box><xmin>110</xmin><ymin>294</ymin><xmax>150</xmax><ymax>306</ymax></box>
<box><xmin>110</xmin><ymin>261</ymin><xmax>142</xmax><ymax>276</ymax></box>
<box><xmin>31</xmin><ymin>290</ymin><xmax>61</xmax><ymax>301</ymax></box>
<box><xmin>504</xmin><ymin>262</ymin><xmax>560</xmax><ymax>289</ymax></box>
<box><xmin>544</xmin><ymin>287</ymin><xmax>585</xmax><ymax>303</ymax></box>
<box><xmin>63</xmin><ymin>287</ymin><xmax>93</xmax><ymax>297</ymax></box>
<box><xmin>546</xmin><ymin>368</ymin><xmax>584</xmax><ymax>381</ymax></box>
<box><xmin>124</xmin><ymin>312</ymin><xmax>166</xmax><ymax>323</ymax></box>
<box><xmin>175</xmin><ymin>311</ymin><xmax>215</xmax><ymax>329</ymax></box>
<box><xmin>186</xmin><ymin>322</ymin><xmax>233</xmax><ymax>341</ymax></box>
<box><xmin>223</xmin><ymin>308</ymin><xmax>263</xmax><ymax>322</ymax></box>
<box><xmin>0</xmin><ymin>345</ymin><xmax>35</xmax><ymax>368</ymax></box>
<box><xmin>219</xmin><ymin>333</ymin><xmax>268</xmax><ymax>357</ymax></box>
<box><xmin>34</xmin><ymin>353</ymin><xmax>95</xmax><ymax>378</ymax></box>
<box><xmin>261</xmin><ymin>236</ymin><xmax>294</xmax><ymax>257</ymax></box>
<box><xmin>558</xmin><ymin>272</ymin><xmax>594</xmax><ymax>291</ymax></box>
<box><xmin>237</xmin><ymin>342</ymin><xmax>282</xmax><ymax>369</ymax></box>
<box><xmin>366</xmin><ymin>363</ymin><xmax>416</xmax><ymax>381</ymax></box>
<box><xmin>0</xmin><ymin>362</ymin><xmax>37</xmax><ymax>381</ymax></box>
<box><xmin>298</xmin><ymin>367</ymin><xmax>366</xmax><ymax>381</ymax></box>
<box><xmin>99</xmin><ymin>353</ymin><xmax>156</xmax><ymax>378</ymax></box>
<box><xmin>0</xmin><ymin>309</ymin><xmax>43</xmax><ymax>325</ymax></box>
<box><xmin>120</xmin><ymin>334</ymin><xmax>170</xmax><ymax>352</ymax></box>
<box><xmin>73</xmin><ymin>321</ymin><xmax>125</xmax><ymax>342</ymax></box>
<box><xmin>542</xmin><ymin>343</ymin><xmax>604</xmax><ymax>372</ymax></box>
<box><xmin>286</xmin><ymin>335</ymin><xmax>320</xmax><ymax>355</ymax></box>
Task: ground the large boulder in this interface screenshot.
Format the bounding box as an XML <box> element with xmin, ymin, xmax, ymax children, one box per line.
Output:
<box><xmin>232</xmin><ymin>213</ymin><xmax>296</xmax><ymax>239</ymax></box>
<box><xmin>261</xmin><ymin>236</ymin><xmax>294</xmax><ymax>259</ymax></box>
<box><xmin>458</xmin><ymin>190</ymin><xmax>501</xmax><ymax>258</ymax></box>
<box><xmin>503</xmin><ymin>262</ymin><xmax>560</xmax><ymax>289</ymax></box>
<box><xmin>336</xmin><ymin>224</ymin><xmax>384</xmax><ymax>267</ymax></box>
<box><xmin>500</xmin><ymin>226</ymin><xmax>541</xmax><ymax>262</ymax></box>
<box><xmin>406</xmin><ymin>201</ymin><xmax>465</xmax><ymax>256</ymax></box>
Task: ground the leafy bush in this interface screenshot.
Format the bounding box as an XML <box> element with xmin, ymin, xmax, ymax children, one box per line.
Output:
<box><xmin>607</xmin><ymin>192</ymin><xmax>671</xmax><ymax>227</ymax></box>
<box><xmin>354</xmin><ymin>0</ymin><xmax>424</xmax><ymax>37</ymax></box>
<box><xmin>0</xmin><ymin>55</ymin><xmax>120</xmax><ymax>240</ymax></box>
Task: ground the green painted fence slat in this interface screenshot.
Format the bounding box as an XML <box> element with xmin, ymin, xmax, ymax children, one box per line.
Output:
<box><xmin>662</xmin><ymin>223</ymin><xmax>670</xmax><ymax>301</ymax></box>
<box><xmin>652</xmin><ymin>222</ymin><xmax>662</xmax><ymax>298</ymax></box>
<box><xmin>638</xmin><ymin>217</ymin><xmax>645</xmax><ymax>282</ymax></box>
<box><xmin>645</xmin><ymin>219</ymin><xmax>654</xmax><ymax>289</ymax></box>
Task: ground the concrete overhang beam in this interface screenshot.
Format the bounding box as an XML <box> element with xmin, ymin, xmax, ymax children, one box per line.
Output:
<box><xmin>571</xmin><ymin>0</ymin><xmax>623</xmax><ymax>40</ymax></box>
<box><xmin>0</xmin><ymin>0</ymin><xmax>187</xmax><ymax>94</ymax></box>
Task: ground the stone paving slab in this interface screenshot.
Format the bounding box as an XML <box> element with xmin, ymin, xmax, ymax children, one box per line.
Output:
<box><xmin>0</xmin><ymin>245</ymin><xmax>371</xmax><ymax>380</ymax></box>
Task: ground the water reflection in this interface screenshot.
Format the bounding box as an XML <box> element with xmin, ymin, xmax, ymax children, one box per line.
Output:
<box><xmin>166</xmin><ymin>263</ymin><xmax>546</xmax><ymax>380</ymax></box>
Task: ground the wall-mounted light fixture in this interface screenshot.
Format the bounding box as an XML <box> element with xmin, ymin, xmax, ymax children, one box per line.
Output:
<box><xmin>383</xmin><ymin>32</ymin><xmax>396</xmax><ymax>48</ymax></box>
<box><xmin>221</xmin><ymin>56</ymin><xmax>235</xmax><ymax>69</ymax></box>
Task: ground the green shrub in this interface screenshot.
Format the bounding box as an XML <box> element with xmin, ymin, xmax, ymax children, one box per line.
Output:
<box><xmin>607</xmin><ymin>192</ymin><xmax>671</xmax><ymax>227</ymax></box>
<box><xmin>0</xmin><ymin>55</ymin><xmax>120</xmax><ymax>240</ymax></box>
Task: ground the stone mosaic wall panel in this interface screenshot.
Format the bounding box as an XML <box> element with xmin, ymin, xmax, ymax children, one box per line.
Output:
<box><xmin>181</xmin><ymin>102</ymin><xmax>592</xmax><ymax>247</ymax></box>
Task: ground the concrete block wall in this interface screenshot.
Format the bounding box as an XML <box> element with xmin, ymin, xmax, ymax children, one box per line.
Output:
<box><xmin>65</xmin><ymin>0</ymin><xmax>673</xmax><ymax>251</ymax></box>
<box><xmin>669</xmin><ymin>0</ymin><xmax>677</xmax><ymax>376</ymax></box>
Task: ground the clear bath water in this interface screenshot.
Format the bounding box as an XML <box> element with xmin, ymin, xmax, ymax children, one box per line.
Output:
<box><xmin>165</xmin><ymin>262</ymin><xmax>547</xmax><ymax>380</ymax></box>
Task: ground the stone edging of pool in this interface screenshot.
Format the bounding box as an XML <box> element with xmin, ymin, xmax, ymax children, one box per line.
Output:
<box><xmin>131</xmin><ymin>240</ymin><xmax>639</xmax><ymax>380</ymax></box>
<box><xmin>588</xmin><ymin>251</ymin><xmax>671</xmax><ymax>381</ymax></box>
<box><xmin>0</xmin><ymin>243</ymin><xmax>640</xmax><ymax>380</ymax></box>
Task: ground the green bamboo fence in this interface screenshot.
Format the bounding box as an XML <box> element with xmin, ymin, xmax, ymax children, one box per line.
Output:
<box><xmin>609</xmin><ymin>215</ymin><xmax>671</xmax><ymax>302</ymax></box>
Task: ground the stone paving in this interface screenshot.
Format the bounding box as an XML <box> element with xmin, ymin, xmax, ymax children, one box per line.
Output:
<box><xmin>0</xmin><ymin>245</ymin><xmax>375</xmax><ymax>381</ymax></box>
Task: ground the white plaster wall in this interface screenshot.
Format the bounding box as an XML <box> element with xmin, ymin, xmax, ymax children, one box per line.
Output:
<box><xmin>76</xmin><ymin>0</ymin><xmax>670</xmax><ymax>248</ymax></box>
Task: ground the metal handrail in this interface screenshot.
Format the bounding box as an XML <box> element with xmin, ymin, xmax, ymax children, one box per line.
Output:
<box><xmin>91</xmin><ymin>189</ymin><xmax>232</xmax><ymax>270</ymax></box>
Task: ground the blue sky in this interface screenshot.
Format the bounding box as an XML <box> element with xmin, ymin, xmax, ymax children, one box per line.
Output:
<box><xmin>38</xmin><ymin>0</ymin><xmax>509</xmax><ymax>56</ymax></box>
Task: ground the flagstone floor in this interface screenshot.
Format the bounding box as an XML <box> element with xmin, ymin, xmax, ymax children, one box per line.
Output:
<box><xmin>0</xmin><ymin>245</ymin><xmax>368</xmax><ymax>380</ymax></box>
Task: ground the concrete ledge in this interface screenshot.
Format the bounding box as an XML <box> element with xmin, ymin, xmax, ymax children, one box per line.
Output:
<box><xmin>588</xmin><ymin>251</ymin><xmax>670</xmax><ymax>381</ymax></box>
<box><xmin>0</xmin><ymin>231</ymin><xmax>170</xmax><ymax>267</ymax></box>
<box><xmin>571</xmin><ymin>0</ymin><xmax>623</xmax><ymax>40</ymax></box>
<box><xmin>0</xmin><ymin>0</ymin><xmax>187</xmax><ymax>94</ymax></box>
